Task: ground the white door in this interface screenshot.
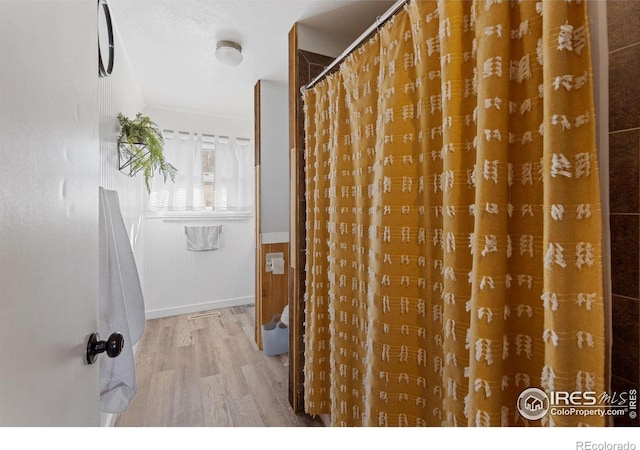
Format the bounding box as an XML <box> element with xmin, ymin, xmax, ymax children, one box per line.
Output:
<box><xmin>0</xmin><ymin>1</ymin><xmax>100</xmax><ymax>425</ymax></box>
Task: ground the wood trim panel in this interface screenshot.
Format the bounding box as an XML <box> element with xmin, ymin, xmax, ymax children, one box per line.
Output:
<box><xmin>287</xmin><ymin>23</ymin><xmax>300</xmax><ymax>412</ymax></box>
<box><xmin>288</xmin><ymin>23</ymin><xmax>336</xmax><ymax>413</ymax></box>
<box><xmin>289</xmin><ymin>24</ymin><xmax>298</xmax><ymax>155</ymax></box>
<box><xmin>254</xmin><ymin>81</ymin><xmax>261</xmax><ymax>166</ymax></box>
<box><xmin>255</xmin><ymin>170</ymin><xmax>263</xmax><ymax>348</ymax></box>
<box><xmin>254</xmin><ymin>81</ymin><xmax>263</xmax><ymax>348</ymax></box>
<box><xmin>260</xmin><ymin>242</ymin><xmax>289</xmax><ymax>325</ymax></box>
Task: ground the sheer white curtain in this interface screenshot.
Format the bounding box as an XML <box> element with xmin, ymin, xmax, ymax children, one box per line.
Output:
<box><xmin>148</xmin><ymin>131</ymin><xmax>205</xmax><ymax>211</ymax></box>
<box><xmin>213</xmin><ymin>137</ymin><xmax>253</xmax><ymax>212</ymax></box>
<box><xmin>148</xmin><ymin>132</ymin><xmax>253</xmax><ymax>213</ymax></box>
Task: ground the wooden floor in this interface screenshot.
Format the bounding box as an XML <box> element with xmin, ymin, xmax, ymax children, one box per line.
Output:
<box><xmin>116</xmin><ymin>305</ymin><xmax>323</xmax><ymax>427</ymax></box>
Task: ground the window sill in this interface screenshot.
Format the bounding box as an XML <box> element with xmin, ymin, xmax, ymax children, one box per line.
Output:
<box><xmin>146</xmin><ymin>210</ymin><xmax>254</xmax><ymax>222</ymax></box>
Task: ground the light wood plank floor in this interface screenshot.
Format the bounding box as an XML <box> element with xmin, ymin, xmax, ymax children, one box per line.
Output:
<box><xmin>116</xmin><ymin>305</ymin><xmax>323</xmax><ymax>427</ymax></box>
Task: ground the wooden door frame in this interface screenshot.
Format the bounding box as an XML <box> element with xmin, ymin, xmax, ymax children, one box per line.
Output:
<box><xmin>254</xmin><ymin>81</ymin><xmax>263</xmax><ymax>349</ymax></box>
<box><xmin>288</xmin><ymin>24</ymin><xmax>302</xmax><ymax>412</ymax></box>
<box><xmin>287</xmin><ymin>24</ymin><xmax>336</xmax><ymax>413</ymax></box>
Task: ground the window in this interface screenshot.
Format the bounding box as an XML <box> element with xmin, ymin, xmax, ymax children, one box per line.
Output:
<box><xmin>201</xmin><ymin>137</ymin><xmax>215</xmax><ymax>209</ymax></box>
<box><xmin>148</xmin><ymin>131</ymin><xmax>253</xmax><ymax>217</ymax></box>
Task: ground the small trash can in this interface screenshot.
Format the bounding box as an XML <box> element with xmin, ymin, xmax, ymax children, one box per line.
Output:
<box><xmin>261</xmin><ymin>314</ymin><xmax>289</xmax><ymax>356</ymax></box>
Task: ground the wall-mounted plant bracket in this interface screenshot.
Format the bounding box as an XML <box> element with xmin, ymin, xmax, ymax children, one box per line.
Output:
<box><xmin>116</xmin><ymin>112</ymin><xmax>177</xmax><ymax>193</ymax></box>
<box><xmin>118</xmin><ymin>142</ymin><xmax>150</xmax><ymax>177</ymax></box>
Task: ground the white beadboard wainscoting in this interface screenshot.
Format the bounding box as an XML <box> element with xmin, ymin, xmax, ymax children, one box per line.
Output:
<box><xmin>98</xmin><ymin>33</ymin><xmax>147</xmax><ymax>283</ymax></box>
<box><xmin>98</xmin><ymin>18</ymin><xmax>146</xmax><ymax>427</ymax></box>
<box><xmin>143</xmin><ymin>215</ymin><xmax>256</xmax><ymax>319</ymax></box>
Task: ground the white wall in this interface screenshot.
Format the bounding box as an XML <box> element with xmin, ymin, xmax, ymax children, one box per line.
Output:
<box><xmin>297</xmin><ymin>23</ymin><xmax>356</xmax><ymax>58</ymax></box>
<box><xmin>98</xmin><ymin>11</ymin><xmax>146</xmax><ymax>428</ymax></box>
<box><xmin>99</xmin><ymin>18</ymin><xmax>147</xmax><ymax>286</ymax></box>
<box><xmin>255</xmin><ymin>26</ymin><xmax>350</xmax><ymax>247</ymax></box>
<box><xmin>145</xmin><ymin>107</ymin><xmax>251</xmax><ymax>137</ymax></box>
<box><xmin>259</xmin><ymin>80</ymin><xmax>290</xmax><ymax>243</ymax></box>
<box><xmin>141</xmin><ymin>107</ymin><xmax>255</xmax><ymax>319</ymax></box>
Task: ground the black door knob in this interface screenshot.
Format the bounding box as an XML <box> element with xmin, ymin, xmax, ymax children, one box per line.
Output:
<box><xmin>86</xmin><ymin>332</ymin><xmax>124</xmax><ymax>364</ymax></box>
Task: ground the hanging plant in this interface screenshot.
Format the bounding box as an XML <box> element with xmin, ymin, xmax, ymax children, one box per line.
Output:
<box><xmin>117</xmin><ymin>112</ymin><xmax>177</xmax><ymax>193</ymax></box>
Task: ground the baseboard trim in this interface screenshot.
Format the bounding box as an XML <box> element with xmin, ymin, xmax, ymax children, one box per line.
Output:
<box><xmin>145</xmin><ymin>296</ymin><xmax>255</xmax><ymax>320</ymax></box>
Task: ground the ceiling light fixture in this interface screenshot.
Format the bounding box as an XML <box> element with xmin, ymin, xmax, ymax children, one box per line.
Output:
<box><xmin>215</xmin><ymin>40</ymin><xmax>243</xmax><ymax>66</ymax></box>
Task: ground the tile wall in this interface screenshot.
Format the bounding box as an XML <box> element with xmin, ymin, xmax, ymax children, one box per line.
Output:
<box><xmin>607</xmin><ymin>0</ymin><xmax>640</xmax><ymax>427</ymax></box>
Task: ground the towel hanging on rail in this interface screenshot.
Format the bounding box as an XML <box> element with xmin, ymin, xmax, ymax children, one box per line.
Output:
<box><xmin>185</xmin><ymin>225</ymin><xmax>222</xmax><ymax>251</ymax></box>
<box><xmin>98</xmin><ymin>187</ymin><xmax>146</xmax><ymax>414</ymax></box>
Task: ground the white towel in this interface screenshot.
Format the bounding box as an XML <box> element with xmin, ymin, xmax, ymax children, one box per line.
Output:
<box><xmin>185</xmin><ymin>225</ymin><xmax>221</xmax><ymax>251</ymax></box>
<box><xmin>98</xmin><ymin>187</ymin><xmax>146</xmax><ymax>414</ymax></box>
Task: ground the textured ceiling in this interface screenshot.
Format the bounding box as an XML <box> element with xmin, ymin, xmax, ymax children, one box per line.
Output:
<box><xmin>109</xmin><ymin>0</ymin><xmax>396</xmax><ymax>119</ymax></box>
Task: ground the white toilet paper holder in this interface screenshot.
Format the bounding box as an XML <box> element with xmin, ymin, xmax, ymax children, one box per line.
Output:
<box><xmin>265</xmin><ymin>252</ymin><xmax>284</xmax><ymax>272</ymax></box>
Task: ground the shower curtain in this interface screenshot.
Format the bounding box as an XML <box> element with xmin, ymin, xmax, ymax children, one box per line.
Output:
<box><xmin>302</xmin><ymin>0</ymin><xmax>605</xmax><ymax>427</ymax></box>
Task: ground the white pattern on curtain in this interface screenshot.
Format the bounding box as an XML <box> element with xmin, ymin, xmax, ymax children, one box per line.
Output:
<box><xmin>213</xmin><ymin>137</ymin><xmax>254</xmax><ymax>213</ymax></box>
<box><xmin>148</xmin><ymin>131</ymin><xmax>205</xmax><ymax>211</ymax></box>
<box><xmin>302</xmin><ymin>0</ymin><xmax>606</xmax><ymax>427</ymax></box>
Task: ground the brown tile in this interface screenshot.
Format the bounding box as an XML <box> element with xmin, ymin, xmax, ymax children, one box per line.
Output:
<box><xmin>611</xmin><ymin>376</ymin><xmax>640</xmax><ymax>426</ymax></box>
<box><xmin>298</xmin><ymin>174</ymin><xmax>306</xmax><ymax>207</ymax></box>
<box><xmin>609</xmin><ymin>43</ymin><xmax>640</xmax><ymax>132</ymax></box>
<box><xmin>299</xmin><ymin>50</ymin><xmax>334</xmax><ymax>90</ymax></box>
<box><xmin>609</xmin><ymin>130</ymin><xmax>640</xmax><ymax>213</ymax></box>
<box><xmin>309</xmin><ymin>62</ymin><xmax>328</xmax><ymax>80</ymax></box>
<box><xmin>611</xmin><ymin>295</ymin><xmax>639</xmax><ymax>385</ymax></box>
<box><xmin>298</xmin><ymin>63</ymin><xmax>310</xmax><ymax>87</ymax></box>
<box><xmin>300</xmin><ymin>50</ymin><xmax>335</xmax><ymax>68</ymax></box>
<box><xmin>297</xmin><ymin>221</ymin><xmax>306</xmax><ymax>252</ymax></box>
<box><xmin>288</xmin><ymin>360</ymin><xmax>295</xmax><ymax>406</ymax></box>
<box><xmin>607</xmin><ymin>1</ymin><xmax>640</xmax><ymax>51</ymax></box>
<box><xmin>610</xmin><ymin>214</ymin><xmax>639</xmax><ymax>298</ymax></box>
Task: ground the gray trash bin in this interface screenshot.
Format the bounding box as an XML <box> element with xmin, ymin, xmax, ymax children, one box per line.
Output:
<box><xmin>261</xmin><ymin>314</ymin><xmax>288</xmax><ymax>356</ymax></box>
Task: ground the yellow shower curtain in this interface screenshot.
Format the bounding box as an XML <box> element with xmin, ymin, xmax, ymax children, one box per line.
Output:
<box><xmin>302</xmin><ymin>0</ymin><xmax>605</xmax><ymax>426</ymax></box>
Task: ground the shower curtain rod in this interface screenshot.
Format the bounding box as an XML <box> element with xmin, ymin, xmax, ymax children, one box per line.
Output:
<box><xmin>302</xmin><ymin>0</ymin><xmax>409</xmax><ymax>92</ymax></box>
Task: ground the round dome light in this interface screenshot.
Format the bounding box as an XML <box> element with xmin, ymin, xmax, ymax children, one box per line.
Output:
<box><xmin>215</xmin><ymin>40</ymin><xmax>243</xmax><ymax>66</ymax></box>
